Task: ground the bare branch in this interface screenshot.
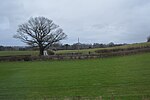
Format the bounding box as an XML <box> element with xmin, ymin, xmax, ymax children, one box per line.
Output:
<box><xmin>14</xmin><ymin>16</ymin><xmax>67</xmax><ymax>55</ymax></box>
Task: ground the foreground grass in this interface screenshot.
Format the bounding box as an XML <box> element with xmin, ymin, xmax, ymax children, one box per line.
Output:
<box><xmin>0</xmin><ymin>53</ymin><xmax>150</xmax><ymax>99</ymax></box>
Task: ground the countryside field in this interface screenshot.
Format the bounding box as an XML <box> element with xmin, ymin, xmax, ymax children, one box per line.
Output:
<box><xmin>0</xmin><ymin>53</ymin><xmax>150</xmax><ymax>100</ymax></box>
<box><xmin>0</xmin><ymin>51</ymin><xmax>39</xmax><ymax>56</ymax></box>
<box><xmin>56</xmin><ymin>42</ymin><xmax>150</xmax><ymax>54</ymax></box>
<box><xmin>0</xmin><ymin>42</ymin><xmax>150</xmax><ymax>56</ymax></box>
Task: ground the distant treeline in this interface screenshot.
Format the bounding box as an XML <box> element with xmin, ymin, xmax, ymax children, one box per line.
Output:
<box><xmin>0</xmin><ymin>42</ymin><xmax>127</xmax><ymax>51</ymax></box>
<box><xmin>0</xmin><ymin>46</ymin><xmax>33</xmax><ymax>51</ymax></box>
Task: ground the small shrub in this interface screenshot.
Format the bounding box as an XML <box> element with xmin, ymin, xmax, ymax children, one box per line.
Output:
<box><xmin>47</xmin><ymin>50</ymin><xmax>55</xmax><ymax>55</ymax></box>
<box><xmin>23</xmin><ymin>56</ymin><xmax>31</xmax><ymax>61</ymax></box>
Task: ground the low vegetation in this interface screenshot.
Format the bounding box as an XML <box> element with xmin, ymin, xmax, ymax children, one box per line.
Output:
<box><xmin>0</xmin><ymin>53</ymin><xmax>150</xmax><ymax>99</ymax></box>
<box><xmin>0</xmin><ymin>42</ymin><xmax>150</xmax><ymax>56</ymax></box>
<box><xmin>57</xmin><ymin>42</ymin><xmax>150</xmax><ymax>54</ymax></box>
<box><xmin>0</xmin><ymin>51</ymin><xmax>39</xmax><ymax>56</ymax></box>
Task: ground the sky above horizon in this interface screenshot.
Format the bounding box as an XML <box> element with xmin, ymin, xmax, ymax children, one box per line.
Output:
<box><xmin>0</xmin><ymin>0</ymin><xmax>150</xmax><ymax>46</ymax></box>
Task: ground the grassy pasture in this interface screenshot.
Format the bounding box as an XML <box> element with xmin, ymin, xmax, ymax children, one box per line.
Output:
<box><xmin>0</xmin><ymin>53</ymin><xmax>150</xmax><ymax>99</ymax></box>
<box><xmin>0</xmin><ymin>51</ymin><xmax>39</xmax><ymax>56</ymax></box>
<box><xmin>56</xmin><ymin>42</ymin><xmax>150</xmax><ymax>54</ymax></box>
<box><xmin>1</xmin><ymin>42</ymin><xmax>150</xmax><ymax>56</ymax></box>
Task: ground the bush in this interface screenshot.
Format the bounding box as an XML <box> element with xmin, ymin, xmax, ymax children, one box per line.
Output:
<box><xmin>47</xmin><ymin>50</ymin><xmax>55</xmax><ymax>55</ymax></box>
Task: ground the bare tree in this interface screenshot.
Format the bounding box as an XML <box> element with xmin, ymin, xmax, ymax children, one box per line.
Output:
<box><xmin>147</xmin><ymin>36</ymin><xmax>150</xmax><ymax>42</ymax></box>
<box><xmin>14</xmin><ymin>16</ymin><xmax>67</xmax><ymax>56</ymax></box>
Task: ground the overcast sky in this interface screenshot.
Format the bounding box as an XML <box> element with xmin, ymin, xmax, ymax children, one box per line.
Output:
<box><xmin>0</xmin><ymin>0</ymin><xmax>150</xmax><ymax>46</ymax></box>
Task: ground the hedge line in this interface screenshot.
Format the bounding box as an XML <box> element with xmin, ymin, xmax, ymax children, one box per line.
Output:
<box><xmin>0</xmin><ymin>47</ymin><xmax>150</xmax><ymax>61</ymax></box>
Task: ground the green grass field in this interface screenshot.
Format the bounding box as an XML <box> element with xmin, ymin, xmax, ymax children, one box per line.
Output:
<box><xmin>0</xmin><ymin>53</ymin><xmax>150</xmax><ymax>99</ymax></box>
<box><xmin>0</xmin><ymin>42</ymin><xmax>150</xmax><ymax>56</ymax></box>
<box><xmin>0</xmin><ymin>51</ymin><xmax>39</xmax><ymax>56</ymax></box>
<box><xmin>56</xmin><ymin>42</ymin><xmax>150</xmax><ymax>54</ymax></box>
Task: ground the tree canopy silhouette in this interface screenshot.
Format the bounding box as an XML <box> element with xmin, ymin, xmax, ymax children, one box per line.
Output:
<box><xmin>14</xmin><ymin>16</ymin><xmax>67</xmax><ymax>55</ymax></box>
<box><xmin>147</xmin><ymin>36</ymin><xmax>150</xmax><ymax>42</ymax></box>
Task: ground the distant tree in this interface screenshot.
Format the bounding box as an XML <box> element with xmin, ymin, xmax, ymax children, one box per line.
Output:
<box><xmin>0</xmin><ymin>46</ymin><xmax>4</xmax><ymax>51</ymax></box>
<box><xmin>64</xmin><ymin>44</ymin><xmax>70</xmax><ymax>50</ymax></box>
<box><xmin>14</xmin><ymin>16</ymin><xmax>67</xmax><ymax>56</ymax></box>
<box><xmin>147</xmin><ymin>36</ymin><xmax>150</xmax><ymax>42</ymax></box>
<box><xmin>108</xmin><ymin>42</ymin><xmax>115</xmax><ymax>47</ymax></box>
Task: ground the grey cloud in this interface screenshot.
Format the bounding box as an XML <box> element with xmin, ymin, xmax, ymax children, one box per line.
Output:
<box><xmin>0</xmin><ymin>0</ymin><xmax>150</xmax><ymax>45</ymax></box>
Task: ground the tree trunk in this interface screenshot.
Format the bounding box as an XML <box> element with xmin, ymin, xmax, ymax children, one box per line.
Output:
<box><xmin>39</xmin><ymin>47</ymin><xmax>44</xmax><ymax>56</ymax></box>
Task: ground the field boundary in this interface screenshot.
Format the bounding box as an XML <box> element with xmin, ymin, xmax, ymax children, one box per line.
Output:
<box><xmin>0</xmin><ymin>47</ymin><xmax>150</xmax><ymax>61</ymax></box>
